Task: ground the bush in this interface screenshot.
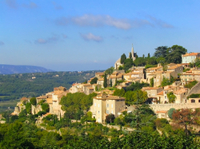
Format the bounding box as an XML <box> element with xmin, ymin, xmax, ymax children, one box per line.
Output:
<box><xmin>38</xmin><ymin>111</ymin><xmax>46</xmax><ymax>116</ymax></box>
<box><xmin>25</xmin><ymin>102</ymin><xmax>32</xmax><ymax>114</ymax></box>
<box><xmin>168</xmin><ymin>108</ymin><xmax>176</xmax><ymax>119</ymax></box>
<box><xmin>184</xmin><ymin>80</ymin><xmax>198</xmax><ymax>89</ymax></box>
<box><xmin>41</xmin><ymin>103</ymin><xmax>49</xmax><ymax>113</ymax></box>
<box><xmin>30</xmin><ymin>97</ymin><xmax>36</xmax><ymax>105</ymax></box>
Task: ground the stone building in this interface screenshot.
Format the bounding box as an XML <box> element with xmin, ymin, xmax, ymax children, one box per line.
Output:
<box><xmin>90</xmin><ymin>94</ymin><xmax>125</xmax><ymax>123</ymax></box>
<box><xmin>182</xmin><ymin>52</ymin><xmax>200</xmax><ymax>64</ymax></box>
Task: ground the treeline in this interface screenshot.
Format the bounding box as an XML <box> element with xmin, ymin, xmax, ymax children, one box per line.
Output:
<box><xmin>0</xmin><ymin>71</ymin><xmax>98</xmax><ymax>101</ymax></box>
<box><xmin>119</xmin><ymin>45</ymin><xmax>187</xmax><ymax>71</ymax></box>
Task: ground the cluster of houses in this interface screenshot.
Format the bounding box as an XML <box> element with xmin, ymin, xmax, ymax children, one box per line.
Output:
<box><xmin>11</xmin><ymin>51</ymin><xmax>200</xmax><ymax>123</ymax></box>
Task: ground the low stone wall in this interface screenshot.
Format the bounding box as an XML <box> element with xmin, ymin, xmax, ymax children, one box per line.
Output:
<box><xmin>150</xmin><ymin>103</ymin><xmax>200</xmax><ymax>112</ymax></box>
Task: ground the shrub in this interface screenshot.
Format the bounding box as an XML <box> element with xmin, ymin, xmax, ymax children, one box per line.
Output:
<box><xmin>38</xmin><ymin>111</ymin><xmax>46</xmax><ymax>116</ymax></box>
<box><xmin>168</xmin><ymin>108</ymin><xmax>176</xmax><ymax>119</ymax></box>
<box><xmin>42</xmin><ymin>103</ymin><xmax>49</xmax><ymax>113</ymax></box>
<box><xmin>30</xmin><ymin>97</ymin><xmax>36</xmax><ymax>105</ymax></box>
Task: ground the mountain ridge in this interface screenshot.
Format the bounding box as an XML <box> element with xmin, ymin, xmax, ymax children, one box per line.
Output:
<box><xmin>0</xmin><ymin>64</ymin><xmax>54</xmax><ymax>74</ymax></box>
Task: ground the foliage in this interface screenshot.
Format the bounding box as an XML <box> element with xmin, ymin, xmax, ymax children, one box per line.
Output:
<box><xmin>168</xmin><ymin>108</ymin><xmax>176</xmax><ymax>119</ymax></box>
<box><xmin>113</xmin><ymin>89</ymin><xmax>125</xmax><ymax>97</ymax></box>
<box><xmin>155</xmin><ymin>118</ymin><xmax>169</xmax><ymax>128</ymax></box>
<box><xmin>60</xmin><ymin>92</ymin><xmax>97</xmax><ymax>119</ymax></box>
<box><xmin>126</xmin><ymin>82</ymin><xmax>149</xmax><ymax>92</ymax></box>
<box><xmin>166</xmin><ymin>45</ymin><xmax>187</xmax><ymax>64</ymax></box>
<box><xmin>150</xmin><ymin>78</ymin><xmax>154</xmax><ymax>87</ymax></box>
<box><xmin>0</xmin><ymin>71</ymin><xmax>96</xmax><ymax>104</ymax></box>
<box><xmin>125</xmin><ymin>90</ymin><xmax>148</xmax><ymax>105</ymax></box>
<box><xmin>103</xmin><ymin>73</ymin><xmax>107</xmax><ymax>88</ymax></box>
<box><xmin>154</xmin><ymin>46</ymin><xmax>168</xmax><ymax>58</ymax></box>
<box><xmin>25</xmin><ymin>102</ymin><xmax>31</xmax><ymax>114</ymax></box>
<box><xmin>120</xmin><ymin>53</ymin><xmax>126</xmax><ymax>64</ymax></box>
<box><xmin>187</xmin><ymin>94</ymin><xmax>200</xmax><ymax>99</ymax></box>
<box><xmin>172</xmin><ymin>108</ymin><xmax>200</xmax><ymax>136</ymax></box>
<box><xmin>105</xmin><ymin>114</ymin><xmax>115</xmax><ymax>123</ymax></box>
<box><xmin>41</xmin><ymin>103</ymin><xmax>49</xmax><ymax>113</ymax></box>
<box><xmin>90</xmin><ymin>77</ymin><xmax>98</xmax><ymax>84</ymax></box>
<box><xmin>30</xmin><ymin>97</ymin><xmax>36</xmax><ymax>105</ymax></box>
<box><xmin>133</xmin><ymin>57</ymin><xmax>157</xmax><ymax>66</ymax></box>
<box><xmin>184</xmin><ymin>80</ymin><xmax>198</xmax><ymax>89</ymax></box>
<box><xmin>161</xmin><ymin>77</ymin><xmax>173</xmax><ymax>87</ymax></box>
<box><xmin>124</xmin><ymin>58</ymin><xmax>134</xmax><ymax>72</ymax></box>
<box><xmin>38</xmin><ymin>111</ymin><xmax>47</xmax><ymax>116</ymax></box>
<box><xmin>105</xmin><ymin>67</ymin><xmax>114</xmax><ymax>75</ymax></box>
<box><xmin>167</xmin><ymin>92</ymin><xmax>176</xmax><ymax>103</ymax></box>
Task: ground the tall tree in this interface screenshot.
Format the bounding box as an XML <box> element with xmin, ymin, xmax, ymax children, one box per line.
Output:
<box><xmin>103</xmin><ymin>73</ymin><xmax>107</xmax><ymax>88</ymax></box>
<box><xmin>166</xmin><ymin>45</ymin><xmax>187</xmax><ymax>63</ymax></box>
<box><xmin>173</xmin><ymin>108</ymin><xmax>200</xmax><ymax>136</ymax></box>
<box><xmin>129</xmin><ymin>52</ymin><xmax>132</xmax><ymax>59</ymax></box>
<box><xmin>154</xmin><ymin>46</ymin><xmax>168</xmax><ymax>58</ymax></box>
<box><xmin>120</xmin><ymin>53</ymin><xmax>126</xmax><ymax>64</ymax></box>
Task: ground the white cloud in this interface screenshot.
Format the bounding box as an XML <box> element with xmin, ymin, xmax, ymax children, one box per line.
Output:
<box><xmin>55</xmin><ymin>14</ymin><xmax>173</xmax><ymax>29</ymax></box>
<box><xmin>148</xmin><ymin>16</ymin><xmax>174</xmax><ymax>28</ymax></box>
<box><xmin>56</xmin><ymin>14</ymin><xmax>131</xmax><ymax>30</ymax></box>
<box><xmin>80</xmin><ymin>33</ymin><xmax>103</xmax><ymax>42</ymax></box>
<box><xmin>35</xmin><ymin>35</ymin><xmax>59</xmax><ymax>44</ymax></box>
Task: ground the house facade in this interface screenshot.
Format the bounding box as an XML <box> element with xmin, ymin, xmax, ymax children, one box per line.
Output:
<box><xmin>91</xmin><ymin>94</ymin><xmax>125</xmax><ymax>123</ymax></box>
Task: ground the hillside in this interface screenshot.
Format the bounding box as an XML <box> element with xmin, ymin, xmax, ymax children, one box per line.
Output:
<box><xmin>0</xmin><ymin>64</ymin><xmax>53</xmax><ymax>74</ymax></box>
<box><xmin>0</xmin><ymin>71</ymin><xmax>98</xmax><ymax>102</ymax></box>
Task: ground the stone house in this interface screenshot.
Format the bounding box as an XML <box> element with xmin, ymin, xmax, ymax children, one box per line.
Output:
<box><xmin>108</xmin><ymin>71</ymin><xmax>124</xmax><ymax>87</ymax></box>
<box><xmin>51</xmin><ymin>86</ymin><xmax>68</xmax><ymax>117</ymax></box>
<box><xmin>180</xmin><ymin>68</ymin><xmax>200</xmax><ymax>83</ymax></box>
<box><xmin>90</xmin><ymin>94</ymin><xmax>125</xmax><ymax>123</ymax></box>
<box><xmin>141</xmin><ymin>87</ymin><xmax>163</xmax><ymax>104</ymax></box>
<box><xmin>182</xmin><ymin>52</ymin><xmax>200</xmax><ymax>64</ymax></box>
<box><xmin>69</xmin><ymin>83</ymin><xmax>83</xmax><ymax>93</ymax></box>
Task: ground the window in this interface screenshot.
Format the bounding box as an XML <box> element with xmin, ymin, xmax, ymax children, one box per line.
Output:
<box><xmin>98</xmin><ymin>104</ymin><xmax>100</xmax><ymax>107</ymax></box>
<box><xmin>111</xmin><ymin>104</ymin><xmax>113</xmax><ymax>108</ymax></box>
<box><xmin>199</xmin><ymin>100</ymin><xmax>200</xmax><ymax>103</ymax></box>
<box><xmin>106</xmin><ymin>110</ymin><xmax>109</xmax><ymax>114</ymax></box>
<box><xmin>107</xmin><ymin>104</ymin><xmax>109</xmax><ymax>108</ymax></box>
<box><xmin>98</xmin><ymin>111</ymin><xmax>100</xmax><ymax>114</ymax></box>
<box><xmin>191</xmin><ymin>99</ymin><xmax>195</xmax><ymax>103</ymax></box>
<box><xmin>94</xmin><ymin>103</ymin><xmax>96</xmax><ymax>106</ymax></box>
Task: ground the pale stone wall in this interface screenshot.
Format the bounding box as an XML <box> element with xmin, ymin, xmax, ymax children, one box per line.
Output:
<box><xmin>150</xmin><ymin>103</ymin><xmax>200</xmax><ymax>113</ymax></box>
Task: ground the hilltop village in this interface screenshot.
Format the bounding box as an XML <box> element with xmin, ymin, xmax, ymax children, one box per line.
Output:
<box><xmin>12</xmin><ymin>46</ymin><xmax>200</xmax><ymax>124</ymax></box>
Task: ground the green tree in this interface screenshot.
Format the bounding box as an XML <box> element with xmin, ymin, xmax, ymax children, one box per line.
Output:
<box><xmin>168</xmin><ymin>108</ymin><xmax>176</xmax><ymax>119</ymax></box>
<box><xmin>90</xmin><ymin>77</ymin><xmax>98</xmax><ymax>84</ymax></box>
<box><xmin>113</xmin><ymin>89</ymin><xmax>125</xmax><ymax>97</ymax></box>
<box><xmin>105</xmin><ymin>67</ymin><xmax>114</xmax><ymax>75</ymax></box>
<box><xmin>26</xmin><ymin>102</ymin><xmax>32</xmax><ymax>114</ymax></box>
<box><xmin>150</xmin><ymin>78</ymin><xmax>154</xmax><ymax>87</ymax></box>
<box><xmin>105</xmin><ymin>114</ymin><xmax>115</xmax><ymax>123</ymax></box>
<box><xmin>120</xmin><ymin>53</ymin><xmax>126</xmax><ymax>64</ymax></box>
<box><xmin>30</xmin><ymin>97</ymin><xmax>36</xmax><ymax>106</ymax></box>
<box><xmin>129</xmin><ymin>52</ymin><xmax>132</xmax><ymax>59</ymax></box>
<box><xmin>166</xmin><ymin>45</ymin><xmax>187</xmax><ymax>63</ymax></box>
<box><xmin>103</xmin><ymin>73</ymin><xmax>107</xmax><ymax>88</ymax></box>
<box><xmin>154</xmin><ymin>46</ymin><xmax>168</xmax><ymax>58</ymax></box>
<box><xmin>42</xmin><ymin>103</ymin><xmax>49</xmax><ymax>113</ymax></box>
<box><xmin>167</xmin><ymin>92</ymin><xmax>176</xmax><ymax>103</ymax></box>
<box><xmin>124</xmin><ymin>59</ymin><xmax>134</xmax><ymax>72</ymax></box>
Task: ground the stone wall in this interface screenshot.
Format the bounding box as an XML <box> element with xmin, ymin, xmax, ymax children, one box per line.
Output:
<box><xmin>150</xmin><ymin>103</ymin><xmax>200</xmax><ymax>112</ymax></box>
<box><xmin>187</xmin><ymin>81</ymin><xmax>200</xmax><ymax>96</ymax></box>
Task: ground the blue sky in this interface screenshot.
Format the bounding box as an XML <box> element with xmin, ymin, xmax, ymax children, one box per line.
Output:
<box><xmin>1</xmin><ymin>0</ymin><xmax>200</xmax><ymax>71</ymax></box>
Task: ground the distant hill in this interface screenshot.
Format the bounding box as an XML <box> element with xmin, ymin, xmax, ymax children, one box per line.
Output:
<box><xmin>0</xmin><ymin>64</ymin><xmax>53</xmax><ymax>74</ymax></box>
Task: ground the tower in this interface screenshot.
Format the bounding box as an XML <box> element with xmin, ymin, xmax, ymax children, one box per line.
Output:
<box><xmin>131</xmin><ymin>44</ymin><xmax>136</xmax><ymax>61</ymax></box>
